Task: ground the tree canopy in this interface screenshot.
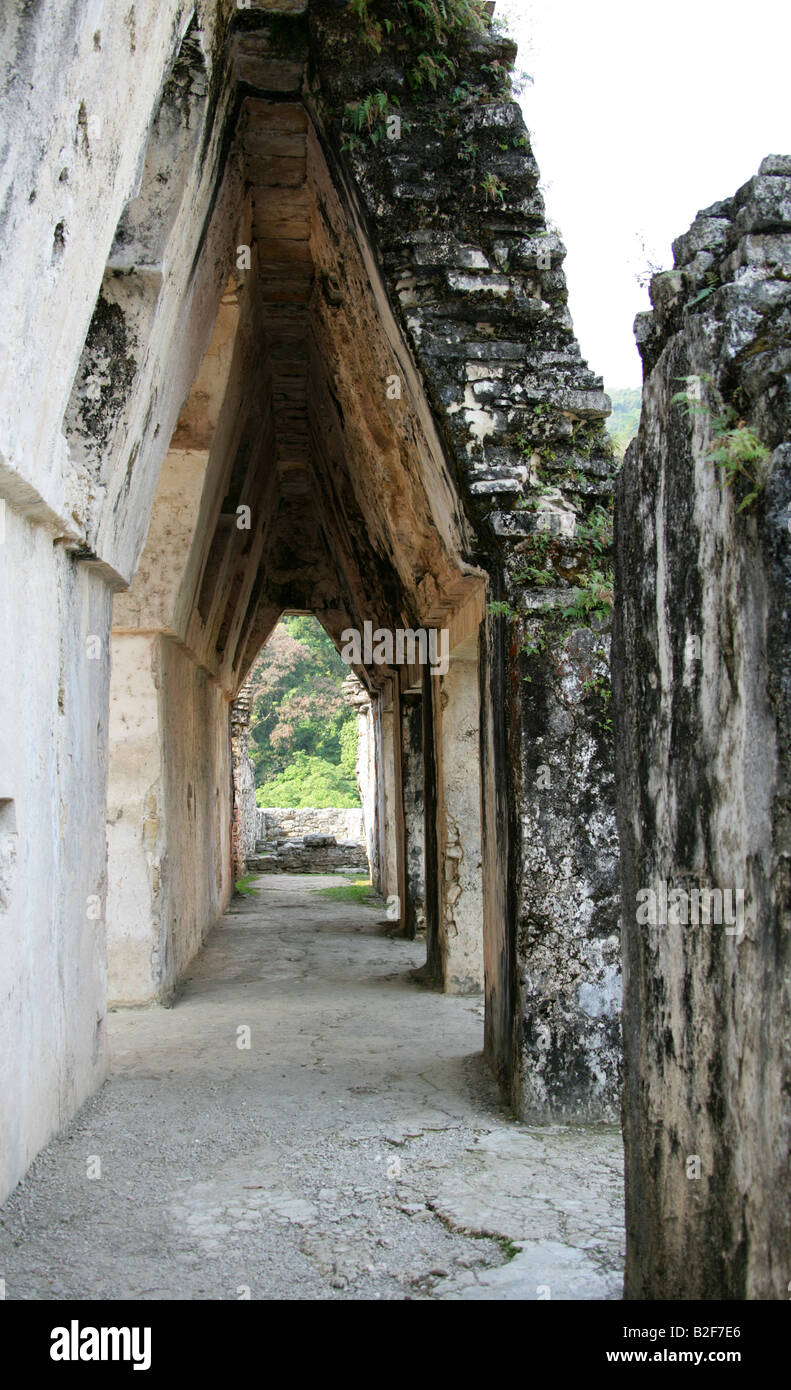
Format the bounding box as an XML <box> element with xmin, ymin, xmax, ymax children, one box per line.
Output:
<box><xmin>606</xmin><ymin>387</ymin><xmax>642</xmax><ymax>459</ymax></box>
<box><xmin>248</xmin><ymin>616</ymin><xmax>360</xmax><ymax>809</ymax></box>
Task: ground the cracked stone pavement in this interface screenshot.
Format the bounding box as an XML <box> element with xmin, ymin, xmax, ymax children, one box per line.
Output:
<box><xmin>0</xmin><ymin>875</ymin><xmax>624</xmax><ymax>1300</ymax></box>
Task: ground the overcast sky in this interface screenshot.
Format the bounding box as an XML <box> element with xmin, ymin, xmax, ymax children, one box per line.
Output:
<box><xmin>496</xmin><ymin>0</ymin><xmax>791</xmax><ymax>388</ymax></box>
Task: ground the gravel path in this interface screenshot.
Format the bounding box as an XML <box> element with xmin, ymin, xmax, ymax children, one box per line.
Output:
<box><xmin>0</xmin><ymin>875</ymin><xmax>624</xmax><ymax>1300</ymax></box>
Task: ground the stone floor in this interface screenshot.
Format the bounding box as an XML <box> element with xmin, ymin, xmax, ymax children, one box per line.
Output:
<box><xmin>0</xmin><ymin>875</ymin><xmax>625</xmax><ymax>1300</ymax></box>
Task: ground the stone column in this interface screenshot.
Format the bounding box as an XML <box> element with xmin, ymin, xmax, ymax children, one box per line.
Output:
<box><xmin>436</xmin><ymin>638</ymin><xmax>485</xmax><ymax>993</ymax></box>
<box><xmin>377</xmin><ymin>683</ymin><xmax>406</xmax><ymax>924</ymax></box>
<box><xmin>343</xmin><ymin>672</ymin><xmax>377</xmax><ymax>884</ymax></box>
<box><xmin>421</xmin><ymin>667</ymin><xmax>442</xmax><ymax>983</ymax></box>
<box><xmin>400</xmin><ymin>691</ymin><xmax>426</xmax><ymax>939</ymax></box>
<box><xmin>230</xmin><ymin>676</ymin><xmax>257</xmax><ymax>880</ymax></box>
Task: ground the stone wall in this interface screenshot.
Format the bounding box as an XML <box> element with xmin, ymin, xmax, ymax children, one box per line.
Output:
<box><xmin>613</xmin><ymin>157</ymin><xmax>791</xmax><ymax>1298</ymax></box>
<box><xmin>0</xmin><ymin>528</ymin><xmax>111</xmax><ymax>1204</ymax></box>
<box><xmin>251</xmin><ymin>805</ymin><xmax>368</xmax><ymax>875</ymax></box>
<box><xmin>232</xmin><ymin>682</ymin><xmax>258</xmax><ymax>871</ymax></box>
<box><xmin>256</xmin><ymin>807</ymin><xmax>365</xmax><ymax>844</ymax></box>
<box><xmin>251</xmin><ymin>839</ymin><xmax>369</xmax><ymax>875</ymax></box>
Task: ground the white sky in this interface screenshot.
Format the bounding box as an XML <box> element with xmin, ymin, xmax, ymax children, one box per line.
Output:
<box><xmin>496</xmin><ymin>0</ymin><xmax>791</xmax><ymax>388</ymax></box>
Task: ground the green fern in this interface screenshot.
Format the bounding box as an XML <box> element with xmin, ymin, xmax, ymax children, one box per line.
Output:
<box><xmin>671</xmin><ymin>378</ymin><xmax>770</xmax><ymax>511</ymax></box>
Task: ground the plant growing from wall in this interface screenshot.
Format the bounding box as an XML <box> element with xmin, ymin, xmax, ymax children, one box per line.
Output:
<box><xmin>350</xmin><ymin>0</ymin><xmax>488</xmax><ymax>56</ymax></box>
<box><xmin>574</xmin><ymin>503</ymin><xmax>614</xmax><ymax>554</ymax></box>
<box><xmin>480</xmin><ymin>172</ymin><xmax>507</xmax><ymax>204</ymax></box>
<box><xmin>340</xmin><ymin>0</ymin><xmax>513</xmax><ymax>147</ymax></box>
<box><xmin>672</xmin><ymin>376</ymin><xmax>771</xmax><ymax>512</ymax></box>
<box><xmin>561</xmin><ymin>568</ymin><xmax>614</xmax><ymax>626</ymax></box>
<box><xmin>515</xmin><ymin>565</ymin><xmax>555</xmax><ymax>588</ymax></box>
<box><xmin>583</xmin><ymin>672</ymin><xmax>613</xmax><ymax>737</ymax></box>
<box><xmin>487</xmin><ymin>599</ymin><xmax>519</xmax><ymax>620</ymax></box>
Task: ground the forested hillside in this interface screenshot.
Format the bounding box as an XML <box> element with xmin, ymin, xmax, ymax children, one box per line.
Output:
<box><xmin>606</xmin><ymin>387</ymin><xmax>642</xmax><ymax>458</ymax></box>
<box><xmin>247</xmin><ymin>617</ymin><xmax>360</xmax><ymax>808</ymax></box>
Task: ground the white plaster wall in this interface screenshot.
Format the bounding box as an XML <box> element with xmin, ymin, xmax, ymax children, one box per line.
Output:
<box><xmin>0</xmin><ymin>0</ymin><xmax>200</xmax><ymax>546</ymax></box>
<box><xmin>158</xmin><ymin>640</ymin><xmax>232</xmax><ymax>994</ymax></box>
<box><xmin>0</xmin><ymin>508</ymin><xmax>110</xmax><ymax>1201</ymax></box>
<box><xmin>114</xmin><ymin>449</ymin><xmax>212</xmax><ymax>636</ymax></box>
<box><xmin>106</xmin><ymin>286</ymin><xmax>248</xmax><ymax>1002</ymax></box>
<box><xmin>106</xmin><ymin>635</ymin><xmax>232</xmax><ymax>1005</ymax></box>
<box><xmin>0</xmin><ymin>0</ymin><xmax>241</xmax><ymax>1196</ymax></box>
<box><xmin>438</xmin><ymin>650</ymin><xmax>484</xmax><ymax>993</ymax></box>
<box><xmin>106</xmin><ymin>634</ymin><xmax>164</xmax><ymax>1004</ymax></box>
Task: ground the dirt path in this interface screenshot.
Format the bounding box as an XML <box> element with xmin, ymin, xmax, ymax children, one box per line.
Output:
<box><xmin>0</xmin><ymin>875</ymin><xmax>624</xmax><ymax>1300</ymax></box>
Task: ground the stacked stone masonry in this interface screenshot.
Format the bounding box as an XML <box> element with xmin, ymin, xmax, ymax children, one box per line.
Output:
<box><xmin>250</xmin><ymin>806</ymin><xmax>369</xmax><ymax>874</ymax></box>
<box><xmin>256</xmin><ymin>807</ymin><xmax>366</xmax><ymax>843</ymax></box>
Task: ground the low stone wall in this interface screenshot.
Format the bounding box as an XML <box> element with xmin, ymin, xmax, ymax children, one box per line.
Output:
<box><xmin>249</xmin><ymin>836</ymin><xmax>369</xmax><ymax>875</ymax></box>
<box><xmin>250</xmin><ymin>806</ymin><xmax>369</xmax><ymax>875</ymax></box>
<box><xmin>255</xmin><ymin>807</ymin><xmax>365</xmax><ymax>844</ymax></box>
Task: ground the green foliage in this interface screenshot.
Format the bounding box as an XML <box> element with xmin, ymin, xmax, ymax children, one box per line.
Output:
<box><xmin>313</xmin><ymin>878</ymin><xmax>378</xmax><ymax>905</ymax></box>
<box><xmin>671</xmin><ymin>377</ymin><xmax>771</xmax><ymax>512</ymax></box>
<box><xmin>514</xmin><ymin>565</ymin><xmax>554</xmax><ymax>588</ymax></box>
<box><xmin>521</xmin><ymin>634</ymin><xmax>546</xmax><ymax>659</ymax></box>
<box><xmin>339</xmin><ymin>717</ymin><xmax>358</xmax><ymax>782</ymax></box>
<box><xmin>487</xmin><ymin>599</ymin><xmax>519</xmax><ymax>620</ymax></box>
<box><xmin>341</xmin><ymin>0</ymin><xmax>512</xmax><ymax>146</ymax></box>
<box><xmin>706</xmin><ymin>424</ymin><xmax>770</xmax><ymax>509</ymax></box>
<box><xmin>346</xmin><ymin>89</ymin><xmax>392</xmax><ymax>132</ymax></box>
<box><xmin>458</xmin><ymin>135</ymin><xmax>478</xmax><ymax>163</ymax></box>
<box><xmin>582</xmin><ymin>673</ymin><xmax>613</xmax><ymax>736</ymax></box>
<box><xmin>350</xmin><ymin>0</ymin><xmax>488</xmax><ymax>55</ymax></box>
<box><xmin>249</xmin><ymin>616</ymin><xmax>360</xmax><ymax>808</ymax></box>
<box><xmin>234</xmin><ymin>875</ymin><xmax>260</xmax><ymax>897</ymax></box>
<box><xmin>480</xmin><ymin>172</ymin><xmax>507</xmax><ymax>204</ymax></box>
<box><xmin>561</xmin><ymin>568</ymin><xmax>614</xmax><ymax>626</ymax></box>
<box><xmin>575</xmin><ymin>503</ymin><xmax>614</xmax><ymax>554</ymax></box>
<box><xmin>256</xmin><ymin>753</ymin><xmax>360</xmax><ymax>809</ymax></box>
<box><xmin>605</xmin><ymin>387</ymin><xmax>641</xmax><ymax>460</ymax></box>
<box><xmin>689</xmin><ymin>268</ymin><xmax>721</xmax><ymax>306</ymax></box>
<box><xmin>519</xmin><ymin>629</ymin><xmax>546</xmax><ymax>682</ymax></box>
<box><xmin>408</xmin><ymin>49</ymin><xmax>456</xmax><ymax>90</ymax></box>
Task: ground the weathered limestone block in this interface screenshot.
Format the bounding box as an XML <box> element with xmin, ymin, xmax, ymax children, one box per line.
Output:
<box><xmin>518</xmin><ymin>623</ymin><xmax>621</xmax><ymax>1119</ymax></box>
<box><xmin>613</xmin><ymin>158</ymin><xmax>791</xmax><ymax>1299</ymax></box>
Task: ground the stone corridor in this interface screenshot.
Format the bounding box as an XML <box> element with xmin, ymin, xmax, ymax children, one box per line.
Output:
<box><xmin>0</xmin><ymin>876</ymin><xmax>623</xmax><ymax>1301</ymax></box>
